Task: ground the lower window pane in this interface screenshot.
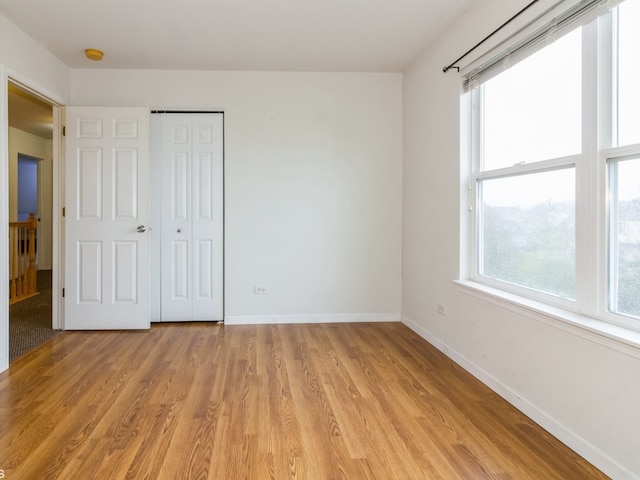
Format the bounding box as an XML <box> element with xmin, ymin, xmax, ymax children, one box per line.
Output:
<box><xmin>479</xmin><ymin>168</ymin><xmax>576</xmax><ymax>299</ymax></box>
<box><xmin>609</xmin><ymin>157</ymin><xmax>640</xmax><ymax>319</ymax></box>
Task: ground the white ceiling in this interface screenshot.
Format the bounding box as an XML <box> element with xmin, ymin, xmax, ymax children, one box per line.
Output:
<box><xmin>0</xmin><ymin>0</ymin><xmax>476</xmax><ymax>72</ymax></box>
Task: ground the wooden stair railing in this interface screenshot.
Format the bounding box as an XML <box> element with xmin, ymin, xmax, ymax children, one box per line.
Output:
<box><xmin>9</xmin><ymin>213</ymin><xmax>38</xmax><ymax>304</ymax></box>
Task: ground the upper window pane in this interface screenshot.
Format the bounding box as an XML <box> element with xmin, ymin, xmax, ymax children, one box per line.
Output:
<box><xmin>482</xmin><ymin>29</ymin><xmax>582</xmax><ymax>171</ymax></box>
<box><xmin>616</xmin><ymin>1</ymin><xmax>640</xmax><ymax>147</ymax></box>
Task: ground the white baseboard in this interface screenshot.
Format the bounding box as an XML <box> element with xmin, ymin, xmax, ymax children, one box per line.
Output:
<box><xmin>401</xmin><ymin>314</ymin><xmax>638</xmax><ymax>480</ymax></box>
<box><xmin>224</xmin><ymin>313</ymin><xmax>401</xmax><ymax>325</ymax></box>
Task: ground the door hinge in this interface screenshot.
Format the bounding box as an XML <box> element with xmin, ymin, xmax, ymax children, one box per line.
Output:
<box><xmin>62</xmin><ymin>125</ymin><xmax>66</xmax><ymax>136</ymax></box>
<box><xmin>62</xmin><ymin>288</ymin><xmax>65</xmax><ymax>298</ymax></box>
<box><xmin>62</xmin><ymin>207</ymin><xmax>65</xmax><ymax>217</ymax></box>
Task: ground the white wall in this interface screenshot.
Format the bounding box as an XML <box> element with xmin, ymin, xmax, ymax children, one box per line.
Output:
<box><xmin>0</xmin><ymin>13</ymin><xmax>70</xmax><ymax>372</ymax></box>
<box><xmin>71</xmin><ymin>69</ymin><xmax>403</xmax><ymax>322</ymax></box>
<box><xmin>402</xmin><ymin>1</ymin><xmax>640</xmax><ymax>478</ymax></box>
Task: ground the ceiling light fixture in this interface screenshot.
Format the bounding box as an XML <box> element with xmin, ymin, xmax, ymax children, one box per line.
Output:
<box><xmin>85</xmin><ymin>48</ymin><xmax>104</xmax><ymax>61</ymax></box>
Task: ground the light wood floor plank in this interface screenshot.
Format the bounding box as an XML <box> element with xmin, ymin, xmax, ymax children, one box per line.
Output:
<box><xmin>0</xmin><ymin>322</ymin><xmax>609</xmax><ymax>479</ymax></box>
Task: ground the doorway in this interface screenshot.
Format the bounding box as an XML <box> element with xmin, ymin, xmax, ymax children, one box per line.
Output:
<box><xmin>7</xmin><ymin>82</ymin><xmax>57</xmax><ymax>361</ymax></box>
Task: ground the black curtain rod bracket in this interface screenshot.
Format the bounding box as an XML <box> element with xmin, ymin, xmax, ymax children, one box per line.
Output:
<box><xmin>443</xmin><ymin>0</ymin><xmax>539</xmax><ymax>73</ymax></box>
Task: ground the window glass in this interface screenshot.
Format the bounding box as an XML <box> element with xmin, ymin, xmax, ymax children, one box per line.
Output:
<box><xmin>617</xmin><ymin>1</ymin><xmax>640</xmax><ymax>147</ymax></box>
<box><xmin>609</xmin><ymin>157</ymin><xmax>640</xmax><ymax>319</ymax></box>
<box><xmin>479</xmin><ymin>168</ymin><xmax>576</xmax><ymax>299</ymax></box>
<box><xmin>482</xmin><ymin>29</ymin><xmax>582</xmax><ymax>171</ymax></box>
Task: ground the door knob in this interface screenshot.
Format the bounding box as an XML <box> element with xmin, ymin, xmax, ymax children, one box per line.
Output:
<box><xmin>137</xmin><ymin>225</ymin><xmax>146</xmax><ymax>233</ymax></box>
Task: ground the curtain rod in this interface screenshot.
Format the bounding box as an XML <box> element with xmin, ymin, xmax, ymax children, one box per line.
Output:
<box><xmin>443</xmin><ymin>0</ymin><xmax>540</xmax><ymax>73</ymax></box>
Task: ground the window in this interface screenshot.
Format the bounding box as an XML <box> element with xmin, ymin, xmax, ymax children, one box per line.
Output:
<box><xmin>467</xmin><ymin>0</ymin><xmax>640</xmax><ymax>329</ymax></box>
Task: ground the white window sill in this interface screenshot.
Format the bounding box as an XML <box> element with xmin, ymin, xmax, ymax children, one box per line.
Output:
<box><xmin>454</xmin><ymin>280</ymin><xmax>640</xmax><ymax>359</ymax></box>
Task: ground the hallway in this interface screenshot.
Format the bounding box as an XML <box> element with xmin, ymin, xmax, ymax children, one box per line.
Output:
<box><xmin>9</xmin><ymin>270</ymin><xmax>57</xmax><ymax>361</ymax></box>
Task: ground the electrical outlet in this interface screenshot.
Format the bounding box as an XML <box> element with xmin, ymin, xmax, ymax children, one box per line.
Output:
<box><xmin>437</xmin><ymin>304</ymin><xmax>446</xmax><ymax>316</ymax></box>
<box><xmin>254</xmin><ymin>285</ymin><xmax>267</xmax><ymax>295</ymax></box>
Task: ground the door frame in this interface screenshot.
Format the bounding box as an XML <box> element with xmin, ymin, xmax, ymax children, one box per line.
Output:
<box><xmin>0</xmin><ymin>68</ymin><xmax>65</xmax><ymax>371</ymax></box>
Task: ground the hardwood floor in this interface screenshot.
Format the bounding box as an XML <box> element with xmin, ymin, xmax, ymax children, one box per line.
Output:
<box><xmin>0</xmin><ymin>322</ymin><xmax>608</xmax><ymax>479</ymax></box>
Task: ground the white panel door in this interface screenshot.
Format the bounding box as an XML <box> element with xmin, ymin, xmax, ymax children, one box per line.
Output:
<box><xmin>65</xmin><ymin>107</ymin><xmax>150</xmax><ymax>330</ymax></box>
<box><xmin>158</xmin><ymin>113</ymin><xmax>223</xmax><ymax>321</ymax></box>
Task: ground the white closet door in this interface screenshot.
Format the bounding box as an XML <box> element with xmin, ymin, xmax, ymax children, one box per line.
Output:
<box><xmin>158</xmin><ymin>113</ymin><xmax>223</xmax><ymax>321</ymax></box>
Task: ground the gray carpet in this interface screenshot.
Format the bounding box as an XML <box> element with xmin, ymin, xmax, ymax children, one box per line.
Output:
<box><xmin>9</xmin><ymin>270</ymin><xmax>59</xmax><ymax>362</ymax></box>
